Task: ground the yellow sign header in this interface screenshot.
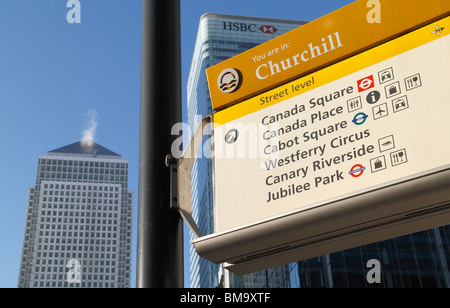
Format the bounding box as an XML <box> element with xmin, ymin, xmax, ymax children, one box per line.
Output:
<box><xmin>213</xmin><ymin>16</ymin><xmax>450</xmax><ymax>126</ymax></box>
<box><xmin>207</xmin><ymin>0</ymin><xmax>450</xmax><ymax>111</ymax></box>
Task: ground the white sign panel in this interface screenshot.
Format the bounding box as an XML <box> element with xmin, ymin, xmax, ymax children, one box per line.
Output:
<box><xmin>213</xmin><ymin>20</ymin><xmax>450</xmax><ymax>233</ymax></box>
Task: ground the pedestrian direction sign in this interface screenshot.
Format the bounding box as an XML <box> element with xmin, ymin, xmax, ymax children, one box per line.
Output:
<box><xmin>211</xmin><ymin>16</ymin><xmax>450</xmax><ymax>232</ymax></box>
<box><xmin>188</xmin><ymin>16</ymin><xmax>450</xmax><ymax>274</ymax></box>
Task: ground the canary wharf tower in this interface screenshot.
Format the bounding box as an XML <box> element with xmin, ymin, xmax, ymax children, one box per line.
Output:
<box><xmin>18</xmin><ymin>142</ymin><xmax>133</xmax><ymax>288</ymax></box>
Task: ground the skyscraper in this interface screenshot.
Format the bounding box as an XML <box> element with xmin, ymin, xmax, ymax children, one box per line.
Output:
<box><xmin>186</xmin><ymin>13</ymin><xmax>305</xmax><ymax>288</ymax></box>
<box><xmin>18</xmin><ymin>141</ymin><xmax>133</xmax><ymax>288</ymax></box>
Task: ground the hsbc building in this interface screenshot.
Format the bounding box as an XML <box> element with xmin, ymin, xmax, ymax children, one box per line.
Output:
<box><xmin>187</xmin><ymin>14</ymin><xmax>305</xmax><ymax>118</ymax></box>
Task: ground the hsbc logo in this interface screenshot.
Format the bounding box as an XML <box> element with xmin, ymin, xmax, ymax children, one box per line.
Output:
<box><xmin>260</xmin><ymin>25</ymin><xmax>277</xmax><ymax>34</ymax></box>
<box><xmin>223</xmin><ymin>22</ymin><xmax>277</xmax><ymax>34</ymax></box>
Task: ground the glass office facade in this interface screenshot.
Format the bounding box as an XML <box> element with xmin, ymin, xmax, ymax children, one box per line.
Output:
<box><xmin>298</xmin><ymin>227</ymin><xmax>450</xmax><ymax>288</ymax></box>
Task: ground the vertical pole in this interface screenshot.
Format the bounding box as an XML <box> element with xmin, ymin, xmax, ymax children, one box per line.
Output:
<box><xmin>137</xmin><ymin>0</ymin><xmax>183</xmax><ymax>288</ymax></box>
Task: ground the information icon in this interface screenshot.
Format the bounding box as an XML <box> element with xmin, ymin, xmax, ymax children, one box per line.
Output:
<box><xmin>366</xmin><ymin>90</ymin><xmax>381</xmax><ymax>104</ymax></box>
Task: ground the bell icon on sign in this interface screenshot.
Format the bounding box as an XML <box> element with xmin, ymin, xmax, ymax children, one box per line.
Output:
<box><xmin>385</xmin><ymin>81</ymin><xmax>401</xmax><ymax>98</ymax></box>
<box><xmin>374</xmin><ymin>159</ymin><xmax>383</xmax><ymax>169</ymax></box>
<box><xmin>389</xmin><ymin>85</ymin><xmax>397</xmax><ymax>95</ymax></box>
<box><xmin>370</xmin><ymin>156</ymin><xmax>386</xmax><ymax>173</ymax></box>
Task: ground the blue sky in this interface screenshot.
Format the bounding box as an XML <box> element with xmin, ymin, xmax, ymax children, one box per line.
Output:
<box><xmin>0</xmin><ymin>0</ymin><xmax>354</xmax><ymax>288</ymax></box>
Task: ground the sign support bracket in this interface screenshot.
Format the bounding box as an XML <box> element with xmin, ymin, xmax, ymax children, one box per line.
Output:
<box><xmin>170</xmin><ymin>115</ymin><xmax>213</xmax><ymax>239</ymax></box>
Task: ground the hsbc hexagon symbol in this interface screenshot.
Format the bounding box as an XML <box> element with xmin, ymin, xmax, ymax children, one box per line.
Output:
<box><xmin>260</xmin><ymin>25</ymin><xmax>277</xmax><ymax>34</ymax></box>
